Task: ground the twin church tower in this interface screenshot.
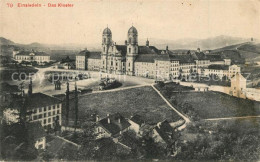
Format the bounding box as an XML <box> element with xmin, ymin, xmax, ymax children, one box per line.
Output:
<box><xmin>101</xmin><ymin>26</ymin><xmax>148</xmax><ymax>75</ymax></box>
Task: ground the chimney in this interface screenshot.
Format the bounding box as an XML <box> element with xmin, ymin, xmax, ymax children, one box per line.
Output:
<box><xmin>197</xmin><ymin>48</ymin><xmax>200</xmax><ymax>53</ymax></box>
<box><xmin>166</xmin><ymin>45</ymin><xmax>169</xmax><ymax>53</ymax></box>
<box><xmin>118</xmin><ymin>118</ymin><xmax>120</xmax><ymax>124</ymax></box>
<box><xmin>114</xmin><ymin>42</ymin><xmax>116</xmax><ymax>45</ymax></box>
<box><xmin>125</xmin><ymin>40</ymin><xmax>127</xmax><ymax>45</ymax></box>
<box><xmin>107</xmin><ymin>114</ymin><xmax>110</xmax><ymax>124</ymax></box>
<box><xmin>96</xmin><ymin>115</ymin><xmax>99</xmax><ymax>122</ymax></box>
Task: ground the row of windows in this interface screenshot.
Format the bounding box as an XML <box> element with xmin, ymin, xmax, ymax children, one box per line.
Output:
<box><xmin>34</xmin><ymin>104</ymin><xmax>60</xmax><ymax>113</ymax></box>
<box><xmin>33</xmin><ymin>110</ymin><xmax>60</xmax><ymax>120</ymax></box>
<box><xmin>170</xmin><ymin>67</ymin><xmax>179</xmax><ymax>71</ymax></box>
<box><xmin>16</xmin><ymin>56</ymin><xmax>49</xmax><ymax>60</ymax></box>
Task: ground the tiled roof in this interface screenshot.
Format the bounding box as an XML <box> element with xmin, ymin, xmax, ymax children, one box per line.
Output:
<box><xmin>10</xmin><ymin>93</ymin><xmax>61</xmax><ymax>110</ymax></box>
<box><xmin>15</xmin><ymin>51</ymin><xmax>49</xmax><ymax>56</ymax></box>
<box><xmin>76</xmin><ymin>50</ymin><xmax>101</xmax><ymax>59</ymax></box>
<box><xmin>155</xmin><ymin>54</ymin><xmax>171</xmax><ymax>61</ymax></box>
<box><xmin>118</xmin><ymin>131</ymin><xmax>139</xmax><ymax>150</ymax></box>
<box><xmin>130</xmin><ymin>115</ymin><xmax>145</xmax><ymax>126</ymax></box>
<box><xmin>47</xmin><ymin>136</ymin><xmax>79</xmax><ymax>155</ymax></box>
<box><xmin>138</xmin><ymin>46</ymin><xmax>160</xmax><ymax>54</ymax></box>
<box><xmin>27</xmin><ymin>121</ymin><xmax>46</xmax><ymax>140</ymax></box>
<box><xmin>0</xmin><ymin>82</ymin><xmax>20</xmax><ymax>93</ymax></box>
<box><xmin>135</xmin><ymin>54</ymin><xmax>158</xmax><ymax>63</ymax></box>
<box><xmin>192</xmin><ymin>52</ymin><xmax>208</xmax><ymax>60</ymax></box>
<box><xmin>206</xmin><ymin>54</ymin><xmax>224</xmax><ymax>61</ymax></box>
<box><xmin>26</xmin><ymin>93</ymin><xmax>61</xmax><ymax>109</ymax></box>
<box><xmin>154</xmin><ymin>120</ymin><xmax>173</xmax><ymax>144</ymax></box>
<box><xmin>98</xmin><ymin>113</ymin><xmax>131</xmax><ymax>136</ymax></box>
<box><xmin>207</xmin><ymin>64</ymin><xmax>229</xmax><ymax>70</ymax></box>
<box><xmin>170</xmin><ymin>54</ymin><xmax>195</xmax><ymax>63</ymax></box>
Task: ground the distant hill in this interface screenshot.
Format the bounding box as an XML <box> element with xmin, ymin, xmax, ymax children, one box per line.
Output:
<box><xmin>210</xmin><ymin>42</ymin><xmax>260</xmax><ymax>62</ymax></box>
<box><xmin>149</xmin><ymin>35</ymin><xmax>250</xmax><ymax>50</ymax></box>
<box><xmin>1</xmin><ymin>35</ymin><xmax>257</xmax><ymax>61</ymax></box>
<box><xmin>0</xmin><ymin>37</ymin><xmax>15</xmax><ymax>45</ymax></box>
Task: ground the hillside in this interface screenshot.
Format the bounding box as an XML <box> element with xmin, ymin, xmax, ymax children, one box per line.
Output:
<box><xmin>209</xmin><ymin>42</ymin><xmax>260</xmax><ymax>62</ymax></box>
<box><xmin>153</xmin><ymin>35</ymin><xmax>249</xmax><ymax>50</ymax></box>
<box><xmin>0</xmin><ymin>37</ymin><xmax>15</xmax><ymax>45</ymax></box>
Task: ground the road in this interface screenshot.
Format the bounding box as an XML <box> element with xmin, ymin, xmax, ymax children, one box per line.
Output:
<box><xmin>204</xmin><ymin>115</ymin><xmax>260</xmax><ymax>121</ymax></box>
<box><xmin>9</xmin><ymin>66</ymin><xmax>154</xmax><ymax>95</ymax></box>
<box><xmin>151</xmin><ymin>84</ymin><xmax>191</xmax><ymax>130</ymax></box>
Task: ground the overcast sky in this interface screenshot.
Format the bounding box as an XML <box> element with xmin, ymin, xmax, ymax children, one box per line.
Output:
<box><xmin>0</xmin><ymin>0</ymin><xmax>259</xmax><ymax>45</ymax></box>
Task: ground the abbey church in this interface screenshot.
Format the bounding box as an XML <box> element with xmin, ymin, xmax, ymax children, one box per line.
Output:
<box><xmin>76</xmin><ymin>26</ymin><xmax>237</xmax><ymax>80</ymax></box>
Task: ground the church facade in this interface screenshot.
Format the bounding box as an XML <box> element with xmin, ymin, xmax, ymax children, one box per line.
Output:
<box><xmin>76</xmin><ymin>26</ymin><xmax>235</xmax><ymax>81</ymax></box>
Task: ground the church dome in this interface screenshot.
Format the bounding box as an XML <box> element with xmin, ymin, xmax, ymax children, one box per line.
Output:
<box><xmin>103</xmin><ymin>27</ymin><xmax>112</xmax><ymax>35</ymax></box>
<box><xmin>128</xmin><ymin>26</ymin><xmax>138</xmax><ymax>34</ymax></box>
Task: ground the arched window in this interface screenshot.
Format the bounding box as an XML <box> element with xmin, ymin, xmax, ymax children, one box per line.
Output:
<box><xmin>103</xmin><ymin>47</ymin><xmax>105</xmax><ymax>52</ymax></box>
<box><xmin>129</xmin><ymin>48</ymin><xmax>131</xmax><ymax>53</ymax></box>
<box><xmin>129</xmin><ymin>38</ymin><xmax>131</xmax><ymax>44</ymax></box>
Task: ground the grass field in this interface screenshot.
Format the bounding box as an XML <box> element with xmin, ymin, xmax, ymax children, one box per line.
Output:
<box><xmin>65</xmin><ymin>86</ymin><xmax>183</xmax><ymax>124</ymax></box>
<box><xmin>170</xmin><ymin>91</ymin><xmax>260</xmax><ymax>119</ymax></box>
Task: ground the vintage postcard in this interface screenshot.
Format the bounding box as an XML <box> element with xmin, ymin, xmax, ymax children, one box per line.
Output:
<box><xmin>0</xmin><ymin>0</ymin><xmax>260</xmax><ymax>161</ymax></box>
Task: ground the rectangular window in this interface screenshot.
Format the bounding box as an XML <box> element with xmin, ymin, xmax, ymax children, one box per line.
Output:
<box><xmin>48</xmin><ymin>106</ymin><xmax>51</xmax><ymax>110</ymax></box>
<box><xmin>48</xmin><ymin>118</ymin><xmax>51</xmax><ymax>123</ymax></box>
<box><xmin>53</xmin><ymin>111</ymin><xmax>56</xmax><ymax>115</ymax></box>
<box><xmin>38</xmin><ymin>114</ymin><xmax>42</xmax><ymax>119</ymax></box>
<box><xmin>33</xmin><ymin>115</ymin><xmax>37</xmax><ymax>120</ymax></box>
<box><xmin>44</xmin><ymin>113</ymin><xmax>46</xmax><ymax>118</ymax></box>
<box><xmin>39</xmin><ymin>108</ymin><xmax>42</xmax><ymax>112</ymax></box>
<box><xmin>129</xmin><ymin>48</ymin><xmax>131</xmax><ymax>53</ymax></box>
<box><xmin>57</xmin><ymin>110</ymin><xmax>60</xmax><ymax>114</ymax></box>
<box><xmin>44</xmin><ymin>107</ymin><xmax>46</xmax><ymax>111</ymax></box>
<box><xmin>44</xmin><ymin>119</ymin><xmax>46</xmax><ymax>124</ymax></box>
<box><xmin>48</xmin><ymin>112</ymin><xmax>51</xmax><ymax>116</ymax></box>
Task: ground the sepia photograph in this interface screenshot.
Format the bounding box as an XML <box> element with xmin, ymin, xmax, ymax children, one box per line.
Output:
<box><xmin>0</xmin><ymin>0</ymin><xmax>260</xmax><ymax>161</ymax></box>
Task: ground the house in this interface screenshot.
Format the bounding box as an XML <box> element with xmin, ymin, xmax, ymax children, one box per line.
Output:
<box><xmin>96</xmin><ymin>113</ymin><xmax>131</xmax><ymax>139</ymax></box>
<box><xmin>152</xmin><ymin>120</ymin><xmax>175</xmax><ymax>147</ymax></box>
<box><xmin>204</xmin><ymin>64</ymin><xmax>229</xmax><ymax>78</ymax></box>
<box><xmin>27</xmin><ymin>121</ymin><xmax>47</xmax><ymax>149</ymax></box>
<box><xmin>15</xmin><ymin>50</ymin><xmax>50</xmax><ymax>65</ymax></box>
<box><xmin>230</xmin><ymin>73</ymin><xmax>247</xmax><ymax>98</ymax></box>
<box><xmin>76</xmin><ymin>50</ymin><xmax>101</xmax><ymax>70</ymax></box>
<box><xmin>128</xmin><ymin>114</ymin><xmax>145</xmax><ymax>134</ymax></box>
<box><xmin>0</xmin><ymin>82</ymin><xmax>20</xmax><ymax>107</ymax></box>
<box><xmin>6</xmin><ymin>92</ymin><xmax>62</xmax><ymax>130</ymax></box>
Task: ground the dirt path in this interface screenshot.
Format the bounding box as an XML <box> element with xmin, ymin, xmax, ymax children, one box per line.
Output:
<box><xmin>151</xmin><ymin>84</ymin><xmax>191</xmax><ymax>130</ymax></box>
<box><xmin>204</xmin><ymin>115</ymin><xmax>260</xmax><ymax>121</ymax></box>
